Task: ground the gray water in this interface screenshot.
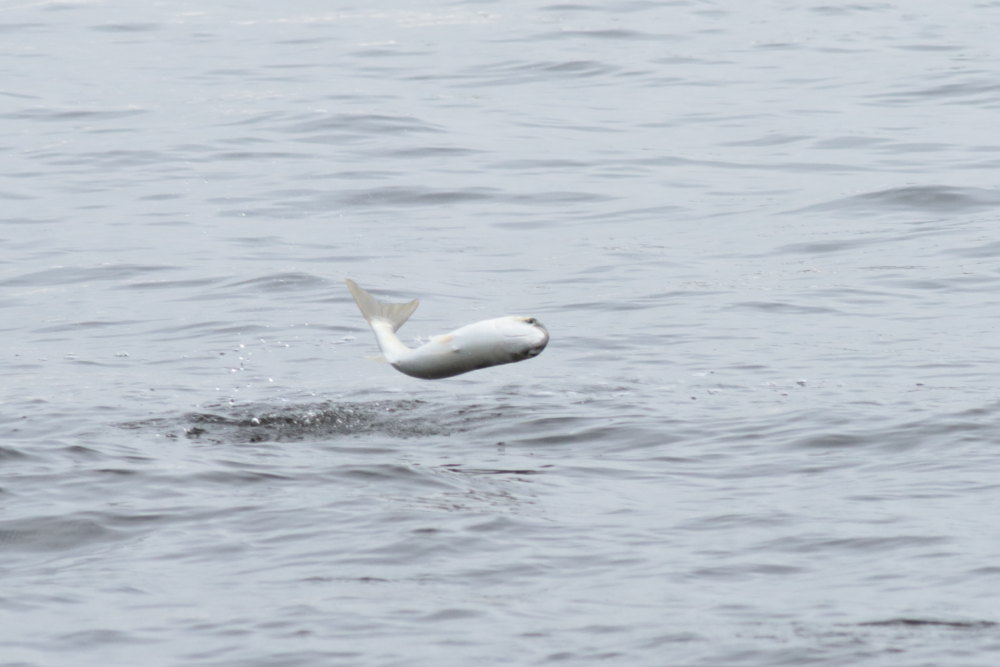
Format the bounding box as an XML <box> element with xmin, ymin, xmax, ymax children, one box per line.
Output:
<box><xmin>4</xmin><ymin>1</ymin><xmax>1000</xmax><ymax>665</ymax></box>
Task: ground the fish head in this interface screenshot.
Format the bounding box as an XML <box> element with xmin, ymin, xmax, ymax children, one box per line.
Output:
<box><xmin>495</xmin><ymin>316</ymin><xmax>549</xmax><ymax>360</ymax></box>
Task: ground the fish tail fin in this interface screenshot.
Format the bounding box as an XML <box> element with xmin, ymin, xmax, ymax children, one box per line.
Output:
<box><xmin>345</xmin><ymin>279</ymin><xmax>419</xmax><ymax>332</ymax></box>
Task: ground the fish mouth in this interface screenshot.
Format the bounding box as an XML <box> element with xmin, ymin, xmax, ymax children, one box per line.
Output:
<box><xmin>525</xmin><ymin>326</ymin><xmax>549</xmax><ymax>357</ymax></box>
<box><xmin>505</xmin><ymin>318</ymin><xmax>548</xmax><ymax>359</ymax></box>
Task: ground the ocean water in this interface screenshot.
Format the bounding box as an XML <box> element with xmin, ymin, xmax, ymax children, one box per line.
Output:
<box><xmin>4</xmin><ymin>1</ymin><xmax>1000</xmax><ymax>665</ymax></box>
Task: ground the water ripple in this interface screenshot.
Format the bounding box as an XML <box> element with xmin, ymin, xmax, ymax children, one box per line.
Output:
<box><xmin>790</xmin><ymin>185</ymin><xmax>1000</xmax><ymax>214</ymax></box>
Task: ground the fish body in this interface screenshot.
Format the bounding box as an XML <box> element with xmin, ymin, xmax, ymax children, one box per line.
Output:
<box><xmin>346</xmin><ymin>279</ymin><xmax>549</xmax><ymax>379</ymax></box>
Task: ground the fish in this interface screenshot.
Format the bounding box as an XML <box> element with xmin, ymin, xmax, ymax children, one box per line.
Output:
<box><xmin>345</xmin><ymin>279</ymin><xmax>549</xmax><ymax>379</ymax></box>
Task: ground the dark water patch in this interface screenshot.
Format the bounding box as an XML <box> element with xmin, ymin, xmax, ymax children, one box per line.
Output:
<box><xmin>324</xmin><ymin>463</ymin><xmax>467</xmax><ymax>494</ymax></box>
<box><xmin>122</xmin><ymin>400</ymin><xmax>456</xmax><ymax>443</ymax></box>
<box><xmin>212</xmin><ymin>110</ymin><xmax>291</xmax><ymax>129</ymax></box>
<box><xmin>760</xmin><ymin>534</ymin><xmax>947</xmax><ymax>556</ymax></box>
<box><xmin>633</xmin><ymin>153</ymin><xmax>867</xmax><ymax>174</ymax></box>
<box><xmin>754</xmin><ymin>41</ymin><xmax>801</xmax><ymax>51</ymax></box>
<box><xmin>192</xmin><ymin>469</ymin><xmax>294</xmax><ymax>485</ymax></box>
<box><xmin>0</xmin><ymin>22</ymin><xmax>47</xmax><ymax>34</ymax></box>
<box><xmin>459</xmin><ymin>59</ymin><xmax>623</xmax><ymax>85</ymax></box>
<box><xmin>811</xmin><ymin>4</ymin><xmax>895</xmax><ymax>15</ymax></box>
<box><xmin>0</xmin><ymin>264</ymin><xmax>176</xmax><ymax>288</ymax></box>
<box><xmin>0</xmin><ymin>214</ymin><xmax>61</xmax><ymax>226</ymax></box>
<box><xmin>507</xmin><ymin>190</ymin><xmax>613</xmax><ymax>206</ymax></box>
<box><xmin>0</xmin><ymin>444</ymin><xmax>30</xmax><ymax>462</ymax></box>
<box><xmin>568</xmin><ymin>204</ymin><xmax>689</xmax><ymax>225</ymax></box>
<box><xmin>813</xmin><ymin>135</ymin><xmax>890</xmax><ymax>150</ymax></box>
<box><xmin>0</xmin><ymin>191</ymin><xmax>34</xmax><ymax>204</ymax></box>
<box><xmin>51</xmin><ymin>628</ymin><xmax>155</xmax><ymax>650</ymax></box>
<box><xmin>791</xmin><ymin>432</ymin><xmax>872</xmax><ymax>449</ymax></box>
<box><xmin>724</xmin><ymin>134</ymin><xmax>810</xmax><ymax>147</ymax></box>
<box><xmin>733</xmin><ymin>301</ymin><xmax>841</xmax><ymax>315</ymax></box>
<box><xmin>0</xmin><ymin>89</ymin><xmax>40</xmax><ymax>102</ymax></box>
<box><xmin>337</xmin><ymin>185</ymin><xmax>498</xmax><ymax>208</ymax></box>
<box><xmin>541</xmin><ymin>4</ymin><xmax>600</xmax><ymax>12</ymax></box>
<box><xmin>60</xmin><ymin>444</ymin><xmax>107</xmax><ymax>460</ymax></box>
<box><xmin>137</xmin><ymin>192</ymin><xmax>183</xmax><ymax>201</ymax></box>
<box><xmin>384</xmin><ymin>145</ymin><xmax>483</xmax><ymax>159</ymax></box>
<box><xmin>858</xmin><ymin>618</ymin><xmax>998</xmax><ymax>629</ymax></box>
<box><xmin>678</xmin><ymin>511</ymin><xmax>797</xmax><ymax>533</ymax></box>
<box><xmin>351</xmin><ymin>44</ymin><xmax>431</xmax><ymax>58</ymax></box>
<box><xmin>790</xmin><ymin>185</ymin><xmax>1000</xmax><ymax>215</ymax></box>
<box><xmin>91</xmin><ymin>22</ymin><xmax>161</xmax><ymax>33</ymax></box>
<box><xmin>531</xmin><ymin>28</ymin><xmax>669</xmax><ymax>42</ymax></box>
<box><xmin>279</xmin><ymin>112</ymin><xmax>443</xmax><ymax>137</ymax></box>
<box><xmin>703</xmin><ymin>407</ymin><xmax>947</xmax><ymax>454</ymax></box>
<box><xmin>71</xmin><ymin>149</ymin><xmax>169</xmax><ymax>168</ymax></box>
<box><xmin>507</xmin><ymin>59</ymin><xmax>619</xmax><ymax>76</ymax></box>
<box><xmin>514</xmin><ymin>117</ymin><xmax>625</xmax><ymax>134</ymax></box>
<box><xmin>440</xmin><ymin>463</ymin><xmax>551</xmax><ymax>476</ymax></box>
<box><xmin>878</xmin><ymin>77</ymin><xmax>1000</xmax><ymax>106</ymax></box>
<box><xmin>119</xmin><ymin>276</ymin><xmax>224</xmax><ymax>291</ymax></box>
<box><xmin>497</xmin><ymin>419</ymin><xmax>634</xmax><ymax>448</ymax></box>
<box><xmin>882</xmin><ymin>404</ymin><xmax>1000</xmax><ymax>448</ymax></box>
<box><xmin>32</xmin><ymin>319</ymin><xmax>145</xmax><ymax>334</ymax></box>
<box><xmin>875</xmin><ymin>277</ymin><xmax>951</xmax><ymax>291</ymax></box>
<box><xmin>878</xmin><ymin>141</ymin><xmax>952</xmax><ymax>155</ymax></box>
<box><xmin>144</xmin><ymin>321</ymin><xmax>272</xmax><ymax>343</ymax></box>
<box><xmin>689</xmin><ymin>562</ymin><xmax>806</xmax><ymax>580</ymax></box>
<box><xmin>490</xmin><ymin>157</ymin><xmax>589</xmax><ymax>171</ymax></box>
<box><xmin>895</xmin><ymin>44</ymin><xmax>964</xmax><ymax>52</ymax></box>
<box><xmin>0</xmin><ymin>107</ymin><xmax>148</xmax><ymax>123</ymax></box>
<box><xmin>757</xmin><ymin>402</ymin><xmax>1000</xmax><ymax>457</ymax></box>
<box><xmin>948</xmin><ymin>239</ymin><xmax>1000</xmax><ymax>258</ymax></box>
<box><xmin>213</xmin><ymin>149</ymin><xmax>307</xmax><ymax>162</ymax></box>
<box><xmin>775</xmin><ymin>237</ymin><xmax>891</xmax><ymax>254</ymax></box>
<box><xmin>224</xmin><ymin>272</ymin><xmax>326</xmax><ymax>294</ymax></box>
<box><xmin>0</xmin><ymin>515</ymin><xmax>121</xmax><ymax>553</ymax></box>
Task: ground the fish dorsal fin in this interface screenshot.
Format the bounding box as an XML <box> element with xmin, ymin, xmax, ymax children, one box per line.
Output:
<box><xmin>345</xmin><ymin>279</ymin><xmax>419</xmax><ymax>333</ymax></box>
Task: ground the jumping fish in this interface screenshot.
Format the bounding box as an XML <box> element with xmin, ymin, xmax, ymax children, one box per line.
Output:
<box><xmin>345</xmin><ymin>279</ymin><xmax>549</xmax><ymax>379</ymax></box>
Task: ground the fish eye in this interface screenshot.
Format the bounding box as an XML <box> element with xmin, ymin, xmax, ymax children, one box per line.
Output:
<box><xmin>525</xmin><ymin>317</ymin><xmax>536</xmax><ymax>325</ymax></box>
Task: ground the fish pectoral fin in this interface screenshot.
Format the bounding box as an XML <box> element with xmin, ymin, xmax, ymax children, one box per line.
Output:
<box><xmin>432</xmin><ymin>333</ymin><xmax>461</xmax><ymax>353</ymax></box>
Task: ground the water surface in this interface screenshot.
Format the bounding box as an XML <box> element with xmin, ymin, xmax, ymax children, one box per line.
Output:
<box><xmin>4</xmin><ymin>1</ymin><xmax>1000</xmax><ymax>665</ymax></box>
